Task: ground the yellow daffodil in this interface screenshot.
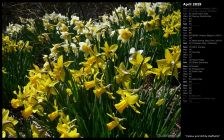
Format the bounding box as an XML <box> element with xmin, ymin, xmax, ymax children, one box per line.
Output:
<box><xmin>58</xmin><ymin>127</ymin><xmax>80</xmax><ymax>138</ymax></box>
<box><xmin>73</xmin><ymin>20</ymin><xmax>84</xmax><ymax>34</ymax></box>
<box><xmin>102</xmin><ymin>41</ymin><xmax>118</xmax><ymax>60</ymax></box>
<box><xmin>106</xmin><ymin>91</ymin><xmax>116</xmax><ymax>100</ymax></box>
<box><xmin>66</xmin><ymin>88</ymin><xmax>72</xmax><ymax>96</ymax></box>
<box><xmin>31</xmin><ymin>124</ymin><xmax>39</xmax><ymax>138</ymax></box>
<box><xmin>126</xmin><ymin>15</ymin><xmax>133</xmax><ymax>23</ymax></box>
<box><xmin>115</xmin><ymin>62</ymin><xmax>131</xmax><ymax>85</ymax></box>
<box><xmin>115</xmin><ymin>91</ymin><xmax>140</xmax><ymax>114</ymax></box>
<box><xmin>106</xmin><ymin>113</ymin><xmax>126</xmax><ymax>131</ymax></box>
<box><xmin>37</xmin><ymin>77</ymin><xmax>58</xmax><ymax>95</ymax></box>
<box><xmin>70</xmin><ymin>15</ymin><xmax>79</xmax><ymax>25</ymax></box>
<box><xmin>79</xmin><ymin>39</ymin><xmax>95</xmax><ymax>57</ymax></box>
<box><xmin>129</xmin><ymin>48</ymin><xmax>152</xmax><ymax>77</ymax></box>
<box><xmin>66</xmin><ymin>128</ymin><xmax>80</xmax><ymax>138</ymax></box>
<box><xmin>70</xmin><ymin>69</ymin><xmax>84</xmax><ymax>83</ymax></box>
<box><xmin>57</xmin><ymin>115</ymin><xmax>80</xmax><ymax>138</ymax></box>
<box><xmin>152</xmin><ymin>15</ymin><xmax>161</xmax><ymax>29</ymax></box>
<box><xmin>143</xmin><ymin>21</ymin><xmax>153</xmax><ymax>32</ymax></box>
<box><xmin>60</xmin><ymin>31</ymin><xmax>72</xmax><ymax>41</ymax></box>
<box><xmin>82</xmin><ymin>56</ymin><xmax>97</xmax><ymax>68</ymax></box>
<box><xmin>118</xmin><ymin>28</ymin><xmax>132</xmax><ymax>43</ymax></box>
<box><xmin>48</xmin><ymin>111</ymin><xmax>59</xmax><ymax>121</ymax></box>
<box><xmin>144</xmin><ymin>133</ymin><xmax>150</xmax><ymax>138</ymax></box>
<box><xmin>151</xmin><ymin>48</ymin><xmax>181</xmax><ymax>79</ymax></box>
<box><xmin>168</xmin><ymin>45</ymin><xmax>181</xmax><ymax>55</ymax></box>
<box><xmin>93</xmin><ymin>87</ymin><xmax>106</xmax><ymax>98</ymax></box>
<box><xmin>134</xmin><ymin>9</ymin><xmax>141</xmax><ymax>17</ymax></box>
<box><xmin>150</xmin><ymin>58</ymin><xmax>170</xmax><ymax>79</ymax></box>
<box><xmin>53</xmin><ymin>56</ymin><xmax>66</xmax><ymax>81</ymax></box>
<box><xmin>51</xmin><ymin>55</ymin><xmax>73</xmax><ymax>82</ymax></box>
<box><xmin>163</xmin><ymin>27</ymin><xmax>176</xmax><ymax>38</ymax></box>
<box><xmin>84</xmin><ymin>80</ymin><xmax>95</xmax><ymax>90</ymax></box>
<box><xmin>2</xmin><ymin>109</ymin><xmax>18</xmax><ymax>138</ymax></box>
<box><xmin>31</xmin><ymin>122</ymin><xmax>47</xmax><ymax>137</ymax></box>
<box><xmin>129</xmin><ymin>48</ymin><xmax>144</xmax><ymax>65</ymax></box>
<box><xmin>48</xmin><ymin>100</ymin><xmax>60</xmax><ymax>121</ymax></box>
<box><xmin>79</xmin><ymin>42</ymin><xmax>91</xmax><ymax>53</ymax></box>
<box><xmin>11</xmin><ymin>98</ymin><xmax>23</xmax><ymax>109</ymax></box>
<box><xmin>115</xmin><ymin>100</ymin><xmax>129</xmax><ymax>113</ymax></box>
<box><xmin>22</xmin><ymin>106</ymin><xmax>33</xmax><ymax>119</ymax></box>
<box><xmin>59</xmin><ymin>24</ymin><xmax>68</xmax><ymax>32</ymax></box>
<box><xmin>163</xmin><ymin>49</ymin><xmax>181</xmax><ymax>78</ymax></box>
<box><xmin>162</xmin><ymin>10</ymin><xmax>181</xmax><ymax>38</ymax></box>
<box><xmin>156</xmin><ymin>99</ymin><xmax>165</xmax><ymax>106</ymax></box>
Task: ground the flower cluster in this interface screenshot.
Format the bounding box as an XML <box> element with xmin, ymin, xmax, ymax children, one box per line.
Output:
<box><xmin>2</xmin><ymin>34</ymin><xmax>32</xmax><ymax>53</ymax></box>
<box><xmin>2</xmin><ymin>2</ymin><xmax>181</xmax><ymax>138</ymax></box>
<box><xmin>2</xmin><ymin>109</ymin><xmax>18</xmax><ymax>138</ymax></box>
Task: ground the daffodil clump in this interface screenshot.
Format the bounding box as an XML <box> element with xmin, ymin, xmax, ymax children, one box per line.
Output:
<box><xmin>2</xmin><ymin>109</ymin><xmax>18</xmax><ymax>138</ymax></box>
<box><xmin>2</xmin><ymin>34</ymin><xmax>32</xmax><ymax>53</ymax></box>
<box><xmin>2</xmin><ymin>2</ymin><xmax>181</xmax><ymax>138</ymax></box>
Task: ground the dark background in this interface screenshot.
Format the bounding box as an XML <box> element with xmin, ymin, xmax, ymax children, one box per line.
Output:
<box><xmin>2</xmin><ymin>2</ymin><xmax>135</xmax><ymax>31</ymax></box>
<box><xmin>182</xmin><ymin>0</ymin><xmax>224</xmax><ymax>138</ymax></box>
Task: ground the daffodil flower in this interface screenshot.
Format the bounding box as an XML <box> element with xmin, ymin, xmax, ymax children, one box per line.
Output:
<box><xmin>106</xmin><ymin>113</ymin><xmax>126</xmax><ymax>131</ymax></box>
<box><xmin>151</xmin><ymin>48</ymin><xmax>180</xmax><ymax>79</ymax></box>
<box><xmin>48</xmin><ymin>111</ymin><xmax>59</xmax><ymax>121</ymax></box>
<box><xmin>60</xmin><ymin>31</ymin><xmax>72</xmax><ymax>41</ymax></box>
<box><xmin>106</xmin><ymin>91</ymin><xmax>116</xmax><ymax>100</ymax></box>
<box><xmin>84</xmin><ymin>72</ymin><xmax>100</xmax><ymax>90</ymax></box>
<box><xmin>129</xmin><ymin>49</ymin><xmax>152</xmax><ymax>77</ymax></box>
<box><xmin>70</xmin><ymin>69</ymin><xmax>84</xmax><ymax>83</ymax></box>
<box><xmin>48</xmin><ymin>100</ymin><xmax>61</xmax><ymax>121</ymax></box>
<box><xmin>162</xmin><ymin>10</ymin><xmax>181</xmax><ymax>38</ymax></box>
<box><xmin>156</xmin><ymin>99</ymin><xmax>165</xmax><ymax>106</ymax></box>
<box><xmin>66</xmin><ymin>88</ymin><xmax>72</xmax><ymax>96</ymax></box>
<box><xmin>102</xmin><ymin>41</ymin><xmax>118</xmax><ymax>61</ymax></box>
<box><xmin>2</xmin><ymin>109</ymin><xmax>18</xmax><ymax>138</ymax></box>
<box><xmin>93</xmin><ymin>86</ymin><xmax>106</xmax><ymax>98</ymax></box>
<box><xmin>58</xmin><ymin>23</ymin><xmax>68</xmax><ymax>32</ymax></box>
<box><xmin>93</xmin><ymin>83</ymin><xmax>112</xmax><ymax>98</ymax></box>
<box><xmin>79</xmin><ymin>39</ymin><xmax>94</xmax><ymax>57</ymax></box>
<box><xmin>31</xmin><ymin>124</ymin><xmax>40</xmax><ymax>138</ymax></box>
<box><xmin>11</xmin><ymin>98</ymin><xmax>23</xmax><ymax>109</ymax></box>
<box><xmin>163</xmin><ymin>49</ymin><xmax>181</xmax><ymax>78</ymax></box>
<box><xmin>56</xmin><ymin>115</ymin><xmax>80</xmax><ymax>138</ymax></box>
<box><xmin>168</xmin><ymin>45</ymin><xmax>181</xmax><ymax>55</ymax></box>
<box><xmin>115</xmin><ymin>63</ymin><xmax>131</xmax><ymax>84</ymax></box>
<box><xmin>151</xmin><ymin>58</ymin><xmax>172</xmax><ymax>79</ymax></box>
<box><xmin>163</xmin><ymin>27</ymin><xmax>176</xmax><ymax>38</ymax></box>
<box><xmin>143</xmin><ymin>21</ymin><xmax>153</xmax><ymax>32</ymax></box>
<box><xmin>73</xmin><ymin>20</ymin><xmax>84</xmax><ymax>34</ymax></box>
<box><xmin>151</xmin><ymin>15</ymin><xmax>161</xmax><ymax>28</ymax></box>
<box><xmin>129</xmin><ymin>51</ymin><xmax>144</xmax><ymax>65</ymax></box>
<box><xmin>51</xmin><ymin>55</ymin><xmax>73</xmax><ymax>82</ymax></box>
<box><xmin>22</xmin><ymin>105</ymin><xmax>33</xmax><ymax>119</ymax></box>
<box><xmin>11</xmin><ymin>86</ymin><xmax>24</xmax><ymax>108</ymax></box>
<box><xmin>37</xmin><ymin>77</ymin><xmax>58</xmax><ymax>95</ymax></box>
<box><xmin>115</xmin><ymin>90</ymin><xmax>141</xmax><ymax>114</ymax></box>
<box><xmin>57</xmin><ymin>124</ymin><xmax>80</xmax><ymax>138</ymax></box>
<box><xmin>70</xmin><ymin>15</ymin><xmax>80</xmax><ymax>25</ymax></box>
<box><xmin>144</xmin><ymin>133</ymin><xmax>150</xmax><ymax>138</ymax></box>
<box><xmin>84</xmin><ymin>80</ymin><xmax>96</xmax><ymax>90</ymax></box>
<box><xmin>118</xmin><ymin>28</ymin><xmax>132</xmax><ymax>43</ymax></box>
